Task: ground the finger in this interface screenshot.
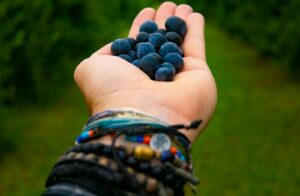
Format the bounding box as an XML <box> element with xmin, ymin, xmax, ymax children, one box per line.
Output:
<box><xmin>174</xmin><ymin>4</ymin><xmax>193</xmax><ymax>20</ymax></box>
<box><xmin>182</xmin><ymin>12</ymin><xmax>206</xmax><ymax>61</ymax></box>
<box><xmin>128</xmin><ymin>8</ymin><xmax>156</xmax><ymax>38</ymax></box>
<box><xmin>154</xmin><ymin>2</ymin><xmax>177</xmax><ymax>28</ymax></box>
<box><xmin>93</xmin><ymin>43</ymin><xmax>112</xmax><ymax>56</ymax></box>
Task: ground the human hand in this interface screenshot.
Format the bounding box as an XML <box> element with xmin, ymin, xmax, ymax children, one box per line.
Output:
<box><xmin>74</xmin><ymin>2</ymin><xmax>217</xmax><ymax>142</ymax></box>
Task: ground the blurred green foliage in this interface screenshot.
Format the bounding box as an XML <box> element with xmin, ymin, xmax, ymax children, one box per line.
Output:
<box><xmin>187</xmin><ymin>0</ymin><xmax>300</xmax><ymax>77</ymax></box>
<box><xmin>0</xmin><ymin>0</ymin><xmax>156</xmax><ymax>105</ymax></box>
<box><xmin>1</xmin><ymin>0</ymin><xmax>298</xmax><ymax>106</ymax></box>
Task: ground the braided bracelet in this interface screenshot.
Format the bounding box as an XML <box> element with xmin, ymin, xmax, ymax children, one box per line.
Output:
<box><xmin>46</xmin><ymin>110</ymin><xmax>201</xmax><ymax>195</ymax></box>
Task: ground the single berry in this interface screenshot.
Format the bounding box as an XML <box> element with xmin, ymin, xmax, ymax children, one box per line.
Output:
<box><xmin>158</xmin><ymin>62</ymin><xmax>175</xmax><ymax>74</ymax></box>
<box><xmin>128</xmin><ymin>50</ymin><xmax>136</xmax><ymax>59</ymax></box>
<box><xmin>132</xmin><ymin>59</ymin><xmax>140</xmax><ymax>67</ymax></box>
<box><xmin>165</xmin><ymin>31</ymin><xmax>182</xmax><ymax>46</ymax></box>
<box><xmin>155</xmin><ymin>67</ymin><xmax>175</xmax><ymax>81</ymax></box>
<box><xmin>148</xmin><ymin>33</ymin><xmax>167</xmax><ymax>49</ymax></box>
<box><xmin>159</xmin><ymin>42</ymin><xmax>180</xmax><ymax>57</ymax></box>
<box><xmin>165</xmin><ymin>16</ymin><xmax>187</xmax><ymax>36</ymax></box>
<box><xmin>136</xmin><ymin>42</ymin><xmax>155</xmax><ymax>59</ymax></box>
<box><xmin>140</xmin><ymin>54</ymin><xmax>160</xmax><ymax>78</ymax></box>
<box><xmin>111</xmin><ymin>39</ymin><xmax>131</xmax><ymax>55</ymax></box>
<box><xmin>148</xmin><ymin>52</ymin><xmax>162</xmax><ymax>63</ymax></box>
<box><xmin>139</xmin><ymin>20</ymin><xmax>158</xmax><ymax>33</ymax></box>
<box><xmin>156</xmin><ymin>28</ymin><xmax>166</xmax><ymax>35</ymax></box>
<box><xmin>125</xmin><ymin>37</ymin><xmax>136</xmax><ymax>49</ymax></box>
<box><xmin>118</xmin><ymin>54</ymin><xmax>133</xmax><ymax>62</ymax></box>
<box><xmin>163</xmin><ymin>52</ymin><xmax>184</xmax><ymax>73</ymax></box>
<box><xmin>136</xmin><ymin>32</ymin><xmax>149</xmax><ymax>43</ymax></box>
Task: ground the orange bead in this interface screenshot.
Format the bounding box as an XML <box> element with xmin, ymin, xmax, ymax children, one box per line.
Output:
<box><xmin>88</xmin><ymin>130</ymin><xmax>94</xmax><ymax>137</ymax></box>
<box><xmin>144</xmin><ymin>135</ymin><xmax>151</xmax><ymax>144</ymax></box>
<box><xmin>170</xmin><ymin>146</ymin><xmax>177</xmax><ymax>155</ymax></box>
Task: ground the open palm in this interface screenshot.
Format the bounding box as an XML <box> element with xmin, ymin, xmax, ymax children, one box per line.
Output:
<box><xmin>74</xmin><ymin>2</ymin><xmax>217</xmax><ymax>142</ymax></box>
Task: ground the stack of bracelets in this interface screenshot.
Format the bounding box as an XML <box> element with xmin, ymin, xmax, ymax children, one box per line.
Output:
<box><xmin>44</xmin><ymin>109</ymin><xmax>201</xmax><ymax>196</ymax></box>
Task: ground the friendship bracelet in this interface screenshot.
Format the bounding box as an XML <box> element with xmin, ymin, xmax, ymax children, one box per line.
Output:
<box><xmin>47</xmin><ymin>109</ymin><xmax>202</xmax><ymax>195</ymax></box>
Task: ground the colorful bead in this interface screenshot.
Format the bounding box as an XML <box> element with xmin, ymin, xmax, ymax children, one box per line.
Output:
<box><xmin>134</xmin><ymin>145</ymin><xmax>155</xmax><ymax>160</ymax></box>
<box><xmin>82</xmin><ymin>131</ymin><xmax>89</xmax><ymax>139</ymax></box>
<box><xmin>161</xmin><ymin>150</ymin><xmax>173</xmax><ymax>162</ymax></box>
<box><xmin>137</xmin><ymin>135</ymin><xmax>144</xmax><ymax>143</ymax></box>
<box><xmin>176</xmin><ymin>151</ymin><xmax>186</xmax><ymax>161</ymax></box>
<box><xmin>143</xmin><ymin>135</ymin><xmax>151</xmax><ymax>144</ymax></box>
<box><xmin>170</xmin><ymin>146</ymin><xmax>177</xmax><ymax>155</ymax></box>
<box><xmin>88</xmin><ymin>130</ymin><xmax>94</xmax><ymax>137</ymax></box>
<box><xmin>150</xmin><ymin>133</ymin><xmax>171</xmax><ymax>152</ymax></box>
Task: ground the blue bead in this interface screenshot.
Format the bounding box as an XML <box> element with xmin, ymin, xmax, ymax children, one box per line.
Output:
<box><xmin>82</xmin><ymin>131</ymin><xmax>89</xmax><ymax>139</ymax></box>
<box><xmin>76</xmin><ymin>136</ymin><xmax>84</xmax><ymax>143</ymax></box>
<box><xmin>137</xmin><ymin>135</ymin><xmax>144</xmax><ymax>143</ymax></box>
<box><xmin>161</xmin><ymin>151</ymin><xmax>172</xmax><ymax>161</ymax></box>
<box><xmin>130</xmin><ymin>135</ymin><xmax>137</xmax><ymax>142</ymax></box>
<box><xmin>180</xmin><ymin>155</ymin><xmax>186</xmax><ymax>161</ymax></box>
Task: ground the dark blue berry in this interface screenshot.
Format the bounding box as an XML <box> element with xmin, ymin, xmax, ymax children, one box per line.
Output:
<box><xmin>165</xmin><ymin>31</ymin><xmax>182</xmax><ymax>46</ymax></box>
<box><xmin>163</xmin><ymin>52</ymin><xmax>184</xmax><ymax>73</ymax></box>
<box><xmin>139</xmin><ymin>20</ymin><xmax>158</xmax><ymax>33</ymax></box>
<box><xmin>118</xmin><ymin>54</ymin><xmax>133</xmax><ymax>62</ymax></box>
<box><xmin>111</xmin><ymin>39</ymin><xmax>131</xmax><ymax>55</ymax></box>
<box><xmin>159</xmin><ymin>42</ymin><xmax>180</xmax><ymax>57</ymax></box>
<box><xmin>156</xmin><ymin>28</ymin><xmax>166</xmax><ymax>35</ymax></box>
<box><xmin>132</xmin><ymin>59</ymin><xmax>140</xmax><ymax>67</ymax></box>
<box><xmin>125</xmin><ymin>37</ymin><xmax>136</xmax><ymax>49</ymax></box>
<box><xmin>136</xmin><ymin>32</ymin><xmax>149</xmax><ymax>43</ymax></box>
<box><xmin>158</xmin><ymin>62</ymin><xmax>175</xmax><ymax>74</ymax></box>
<box><xmin>165</xmin><ymin>16</ymin><xmax>187</xmax><ymax>36</ymax></box>
<box><xmin>140</xmin><ymin>54</ymin><xmax>160</xmax><ymax>78</ymax></box>
<box><xmin>148</xmin><ymin>33</ymin><xmax>167</xmax><ymax>49</ymax></box>
<box><xmin>155</xmin><ymin>67</ymin><xmax>175</xmax><ymax>81</ymax></box>
<box><xmin>128</xmin><ymin>50</ymin><xmax>136</xmax><ymax>59</ymax></box>
<box><xmin>148</xmin><ymin>52</ymin><xmax>162</xmax><ymax>63</ymax></box>
<box><xmin>136</xmin><ymin>42</ymin><xmax>155</xmax><ymax>59</ymax></box>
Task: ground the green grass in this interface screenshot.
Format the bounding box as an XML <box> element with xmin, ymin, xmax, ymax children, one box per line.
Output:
<box><xmin>1</xmin><ymin>24</ymin><xmax>300</xmax><ymax>195</ymax></box>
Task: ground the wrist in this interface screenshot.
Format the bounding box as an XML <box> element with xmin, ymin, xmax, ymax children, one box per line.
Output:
<box><xmin>90</xmin><ymin>93</ymin><xmax>190</xmax><ymax>126</ymax></box>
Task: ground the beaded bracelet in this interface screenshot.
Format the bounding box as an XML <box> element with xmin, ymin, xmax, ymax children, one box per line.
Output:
<box><xmin>46</xmin><ymin>110</ymin><xmax>202</xmax><ymax>195</ymax></box>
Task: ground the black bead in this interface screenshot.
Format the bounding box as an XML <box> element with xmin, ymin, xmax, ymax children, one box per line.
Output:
<box><xmin>127</xmin><ymin>156</ymin><xmax>138</xmax><ymax>168</ymax></box>
<box><xmin>139</xmin><ymin>162</ymin><xmax>151</xmax><ymax>173</ymax></box>
<box><xmin>152</xmin><ymin>165</ymin><xmax>163</xmax><ymax>179</ymax></box>
<box><xmin>82</xmin><ymin>143</ymin><xmax>92</xmax><ymax>153</ymax></box>
<box><xmin>117</xmin><ymin>150</ymin><xmax>127</xmax><ymax>161</ymax></box>
<box><xmin>102</xmin><ymin>146</ymin><xmax>113</xmax><ymax>157</ymax></box>
<box><xmin>91</xmin><ymin>143</ymin><xmax>103</xmax><ymax>154</ymax></box>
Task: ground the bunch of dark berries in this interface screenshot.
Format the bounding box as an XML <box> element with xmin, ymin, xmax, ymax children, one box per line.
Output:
<box><xmin>111</xmin><ymin>16</ymin><xmax>187</xmax><ymax>81</ymax></box>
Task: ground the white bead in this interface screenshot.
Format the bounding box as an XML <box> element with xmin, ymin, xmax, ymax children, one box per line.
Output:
<box><xmin>150</xmin><ymin>133</ymin><xmax>171</xmax><ymax>152</ymax></box>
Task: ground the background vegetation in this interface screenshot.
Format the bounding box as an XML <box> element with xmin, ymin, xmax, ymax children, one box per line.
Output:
<box><xmin>0</xmin><ymin>0</ymin><xmax>299</xmax><ymax>195</ymax></box>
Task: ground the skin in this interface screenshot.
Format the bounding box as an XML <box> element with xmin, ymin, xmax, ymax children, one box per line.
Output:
<box><xmin>74</xmin><ymin>2</ymin><xmax>217</xmax><ymax>143</ymax></box>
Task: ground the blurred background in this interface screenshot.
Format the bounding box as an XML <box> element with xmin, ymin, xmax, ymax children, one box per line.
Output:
<box><xmin>0</xmin><ymin>0</ymin><xmax>299</xmax><ymax>195</ymax></box>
